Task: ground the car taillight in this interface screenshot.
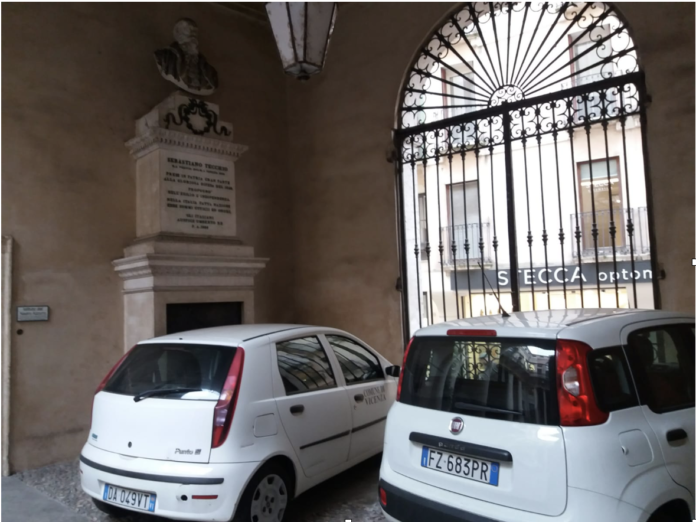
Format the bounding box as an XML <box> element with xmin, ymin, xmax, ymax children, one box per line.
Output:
<box><xmin>556</xmin><ymin>339</ymin><xmax>607</xmax><ymax>427</ymax></box>
<box><xmin>396</xmin><ymin>337</ymin><xmax>413</xmax><ymax>402</ymax></box>
<box><xmin>91</xmin><ymin>345</ymin><xmax>135</xmax><ymax>423</ymax></box>
<box><xmin>212</xmin><ymin>347</ymin><xmax>245</xmax><ymax>448</ymax></box>
<box><xmin>379</xmin><ymin>486</ymin><xmax>387</xmax><ymax>506</ymax></box>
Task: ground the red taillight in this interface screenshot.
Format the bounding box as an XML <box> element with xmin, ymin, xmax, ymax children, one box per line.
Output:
<box><xmin>396</xmin><ymin>337</ymin><xmax>413</xmax><ymax>402</ymax></box>
<box><xmin>192</xmin><ymin>495</ymin><xmax>218</xmax><ymax>500</ymax></box>
<box><xmin>92</xmin><ymin>345</ymin><xmax>135</xmax><ymax>422</ymax></box>
<box><xmin>211</xmin><ymin>347</ymin><xmax>245</xmax><ymax>448</ymax></box>
<box><xmin>95</xmin><ymin>345</ymin><xmax>135</xmax><ymax>394</ymax></box>
<box><xmin>379</xmin><ymin>486</ymin><xmax>387</xmax><ymax>506</ymax></box>
<box><xmin>556</xmin><ymin>339</ymin><xmax>607</xmax><ymax>427</ymax></box>
<box><xmin>447</xmin><ymin>329</ymin><xmax>497</xmax><ymax>336</ymax></box>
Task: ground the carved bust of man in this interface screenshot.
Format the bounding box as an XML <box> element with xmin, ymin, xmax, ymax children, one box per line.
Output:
<box><xmin>154</xmin><ymin>18</ymin><xmax>218</xmax><ymax>96</ymax></box>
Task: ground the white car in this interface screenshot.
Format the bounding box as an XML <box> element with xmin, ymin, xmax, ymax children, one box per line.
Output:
<box><xmin>79</xmin><ymin>324</ymin><xmax>398</xmax><ymax>521</ymax></box>
<box><xmin>379</xmin><ymin>309</ymin><xmax>694</xmax><ymax>522</ymax></box>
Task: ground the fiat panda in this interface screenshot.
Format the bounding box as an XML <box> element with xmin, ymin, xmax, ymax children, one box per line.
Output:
<box><xmin>379</xmin><ymin>309</ymin><xmax>694</xmax><ymax>522</ymax></box>
<box><xmin>80</xmin><ymin>324</ymin><xmax>398</xmax><ymax>521</ymax></box>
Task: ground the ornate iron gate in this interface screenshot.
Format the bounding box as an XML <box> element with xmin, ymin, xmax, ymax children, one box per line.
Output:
<box><xmin>394</xmin><ymin>2</ymin><xmax>659</xmax><ymax>336</ymax></box>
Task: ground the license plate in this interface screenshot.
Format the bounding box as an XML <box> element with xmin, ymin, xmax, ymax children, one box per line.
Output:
<box><xmin>103</xmin><ymin>484</ymin><xmax>156</xmax><ymax>512</ymax></box>
<box><xmin>420</xmin><ymin>446</ymin><xmax>499</xmax><ymax>486</ymax></box>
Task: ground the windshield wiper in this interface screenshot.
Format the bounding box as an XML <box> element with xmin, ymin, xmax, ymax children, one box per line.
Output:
<box><xmin>454</xmin><ymin>402</ymin><xmax>522</xmax><ymax>416</ymax></box>
<box><xmin>133</xmin><ymin>387</ymin><xmax>201</xmax><ymax>402</ymax></box>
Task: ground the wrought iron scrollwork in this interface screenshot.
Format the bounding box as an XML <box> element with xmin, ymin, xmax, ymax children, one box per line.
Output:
<box><xmin>164</xmin><ymin>98</ymin><xmax>231</xmax><ymax>137</ymax></box>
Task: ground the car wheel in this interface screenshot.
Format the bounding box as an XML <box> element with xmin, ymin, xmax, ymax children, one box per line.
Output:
<box><xmin>233</xmin><ymin>462</ymin><xmax>291</xmax><ymax>522</ymax></box>
<box><xmin>92</xmin><ymin>498</ymin><xmax>129</xmax><ymax>518</ymax></box>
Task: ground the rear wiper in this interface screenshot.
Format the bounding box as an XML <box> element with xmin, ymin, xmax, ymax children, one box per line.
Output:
<box><xmin>133</xmin><ymin>387</ymin><xmax>201</xmax><ymax>402</ymax></box>
<box><xmin>454</xmin><ymin>402</ymin><xmax>522</xmax><ymax>416</ymax></box>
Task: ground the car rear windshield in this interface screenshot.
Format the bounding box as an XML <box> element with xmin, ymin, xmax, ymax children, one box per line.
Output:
<box><xmin>400</xmin><ymin>336</ymin><xmax>559</xmax><ymax>426</ymax></box>
<box><xmin>103</xmin><ymin>343</ymin><xmax>237</xmax><ymax>401</ymax></box>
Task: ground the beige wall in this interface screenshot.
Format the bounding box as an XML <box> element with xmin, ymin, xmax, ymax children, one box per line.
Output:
<box><xmin>1</xmin><ymin>3</ymin><xmax>291</xmax><ymax>471</ymax></box>
<box><xmin>287</xmin><ymin>1</ymin><xmax>695</xmax><ymax>363</ymax></box>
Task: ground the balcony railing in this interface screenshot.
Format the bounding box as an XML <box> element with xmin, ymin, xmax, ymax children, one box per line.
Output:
<box><xmin>570</xmin><ymin>207</ymin><xmax>650</xmax><ymax>259</ymax></box>
<box><xmin>440</xmin><ymin>223</ymin><xmax>492</xmax><ymax>266</ymax></box>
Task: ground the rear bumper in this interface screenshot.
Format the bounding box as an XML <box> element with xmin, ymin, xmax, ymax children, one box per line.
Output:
<box><xmin>379</xmin><ymin>459</ymin><xmax>649</xmax><ymax>522</ymax></box>
<box><xmin>80</xmin><ymin>443</ymin><xmax>258</xmax><ymax>521</ymax></box>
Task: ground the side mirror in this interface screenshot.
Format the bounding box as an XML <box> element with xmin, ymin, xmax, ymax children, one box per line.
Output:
<box><xmin>385</xmin><ymin>365</ymin><xmax>401</xmax><ymax>378</ymax></box>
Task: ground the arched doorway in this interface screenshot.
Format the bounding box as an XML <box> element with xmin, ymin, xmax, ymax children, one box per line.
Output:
<box><xmin>395</xmin><ymin>2</ymin><xmax>658</xmax><ymax>334</ymax></box>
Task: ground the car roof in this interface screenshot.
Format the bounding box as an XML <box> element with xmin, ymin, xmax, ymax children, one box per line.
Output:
<box><xmin>139</xmin><ymin>324</ymin><xmax>314</xmax><ymax>346</ymax></box>
<box><xmin>415</xmin><ymin>308</ymin><xmax>694</xmax><ymax>345</ymax></box>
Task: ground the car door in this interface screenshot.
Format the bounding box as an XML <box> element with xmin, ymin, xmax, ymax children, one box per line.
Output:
<box><xmin>322</xmin><ymin>334</ymin><xmax>391</xmax><ymax>461</ymax></box>
<box><xmin>271</xmin><ymin>334</ymin><xmax>352</xmax><ymax>478</ymax></box>
<box><xmin>621</xmin><ymin>320</ymin><xmax>695</xmax><ymax>496</ymax></box>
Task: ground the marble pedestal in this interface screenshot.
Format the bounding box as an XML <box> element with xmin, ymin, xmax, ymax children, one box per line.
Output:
<box><xmin>114</xmin><ymin>93</ymin><xmax>267</xmax><ymax>349</ymax></box>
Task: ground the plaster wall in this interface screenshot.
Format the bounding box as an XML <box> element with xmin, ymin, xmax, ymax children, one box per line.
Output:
<box><xmin>1</xmin><ymin>2</ymin><xmax>291</xmax><ymax>471</ymax></box>
<box><xmin>287</xmin><ymin>2</ymin><xmax>695</xmax><ymax>364</ymax></box>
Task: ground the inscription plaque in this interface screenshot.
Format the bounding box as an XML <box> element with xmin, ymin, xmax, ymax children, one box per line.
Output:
<box><xmin>160</xmin><ymin>150</ymin><xmax>235</xmax><ymax>236</ymax></box>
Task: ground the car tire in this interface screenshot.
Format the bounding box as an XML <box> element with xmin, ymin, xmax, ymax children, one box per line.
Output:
<box><xmin>233</xmin><ymin>462</ymin><xmax>292</xmax><ymax>522</ymax></box>
<box><xmin>92</xmin><ymin>498</ymin><xmax>130</xmax><ymax>518</ymax></box>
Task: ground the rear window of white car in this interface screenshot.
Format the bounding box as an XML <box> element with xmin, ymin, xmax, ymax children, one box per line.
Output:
<box><xmin>400</xmin><ymin>336</ymin><xmax>559</xmax><ymax>426</ymax></box>
<box><xmin>103</xmin><ymin>343</ymin><xmax>237</xmax><ymax>401</ymax></box>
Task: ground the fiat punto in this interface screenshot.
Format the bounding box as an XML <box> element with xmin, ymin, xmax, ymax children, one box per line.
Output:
<box><xmin>80</xmin><ymin>324</ymin><xmax>399</xmax><ymax>521</ymax></box>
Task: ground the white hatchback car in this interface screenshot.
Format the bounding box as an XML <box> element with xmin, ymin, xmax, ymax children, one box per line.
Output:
<box><xmin>379</xmin><ymin>309</ymin><xmax>694</xmax><ymax>522</ymax></box>
<box><xmin>80</xmin><ymin>324</ymin><xmax>398</xmax><ymax>521</ymax></box>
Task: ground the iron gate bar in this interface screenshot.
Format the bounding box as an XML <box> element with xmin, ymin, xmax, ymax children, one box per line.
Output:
<box><xmin>551</xmin><ymin>101</ymin><xmax>569</xmax><ymax>308</ymax></box>
<box><xmin>395</xmin><ymin>150</ymin><xmax>413</xmax><ymax>342</ymax></box>
<box><xmin>582</xmin><ymin>94</ymin><xmax>602</xmax><ymax>305</ymax></box>
<box><xmin>567</xmin><ymin>124</ymin><xmax>585</xmax><ymax>307</ymax></box>
<box><xmin>489</xmin><ymin>3</ymin><xmax>505</xmax><ymax>88</ymax></box>
<box><xmin>638</xmin><ymin>81</ymin><xmax>662</xmax><ymax>310</ymax></box>
<box><xmin>460</xmin><ymin>139</ymin><xmax>474</xmax><ymax>316</ymax></box>
<box><xmin>618</xmin><ymin>88</ymin><xmax>638</xmax><ymax>307</ymax></box>
<box><xmin>474</xmin><ymin>141</ymin><xmax>486</xmax><ymax>308</ymax></box>
<box><xmin>407</xmin><ymin>139</ymin><xmax>423</xmax><ymax>329</ymax></box>
<box><xmin>448</xmin><ymin>146</ymin><xmax>461</xmax><ymax>318</ymax></box>
<box><xmin>422</xmin><ymin>149</ymin><xmax>434</xmax><ymax>325</ymax></box>
<box><xmin>520</xmin><ymin>110</ymin><xmax>536</xmax><ymax>310</ymax></box>
<box><xmin>505</xmin><ymin>3</ymin><xmax>512</xmax><ymax>85</ymax></box>
<box><xmin>502</xmin><ymin>110</ymin><xmax>521</xmax><ymax>312</ymax></box>
<box><xmin>600</xmin><ymin>93</ymin><xmax>621</xmax><ymax>307</ymax></box>
<box><xmin>488</xmin><ymin>119</ymin><xmax>502</xmax><ymax>312</ymax></box>
<box><xmin>435</xmin><ymin>131</ymin><xmax>447</xmax><ymax>321</ymax></box>
<box><xmin>536</xmin><ymin>130</ymin><xmax>552</xmax><ymax>309</ymax></box>
<box><xmin>396</xmin><ymin>72</ymin><xmax>645</xmax><ymax>138</ymax></box>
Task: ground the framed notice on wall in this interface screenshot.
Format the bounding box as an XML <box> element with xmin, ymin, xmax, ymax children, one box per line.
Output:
<box><xmin>16</xmin><ymin>306</ymin><xmax>49</xmax><ymax>322</ymax></box>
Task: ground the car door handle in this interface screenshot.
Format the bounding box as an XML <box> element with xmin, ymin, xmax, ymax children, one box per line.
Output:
<box><xmin>290</xmin><ymin>405</ymin><xmax>304</xmax><ymax>415</ymax></box>
<box><xmin>666</xmin><ymin>429</ymin><xmax>688</xmax><ymax>443</ymax></box>
<box><xmin>354</xmin><ymin>394</ymin><xmax>364</xmax><ymax>402</ymax></box>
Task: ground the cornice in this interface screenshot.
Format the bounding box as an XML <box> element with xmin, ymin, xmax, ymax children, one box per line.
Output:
<box><xmin>125</xmin><ymin>127</ymin><xmax>248</xmax><ymax>161</ymax></box>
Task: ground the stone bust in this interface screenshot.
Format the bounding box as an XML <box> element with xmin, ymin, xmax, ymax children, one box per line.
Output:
<box><xmin>154</xmin><ymin>18</ymin><xmax>218</xmax><ymax>96</ymax></box>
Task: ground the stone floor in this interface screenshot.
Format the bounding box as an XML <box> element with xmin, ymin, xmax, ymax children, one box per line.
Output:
<box><xmin>10</xmin><ymin>455</ymin><xmax>386</xmax><ymax>522</ymax></box>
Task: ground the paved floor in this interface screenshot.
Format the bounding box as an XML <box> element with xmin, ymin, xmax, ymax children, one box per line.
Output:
<box><xmin>2</xmin><ymin>476</ymin><xmax>89</xmax><ymax>522</ymax></box>
<box><xmin>6</xmin><ymin>455</ymin><xmax>386</xmax><ymax>522</ymax></box>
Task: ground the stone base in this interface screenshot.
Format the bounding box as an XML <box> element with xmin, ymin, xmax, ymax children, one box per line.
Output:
<box><xmin>114</xmin><ymin>235</ymin><xmax>268</xmax><ymax>349</ymax></box>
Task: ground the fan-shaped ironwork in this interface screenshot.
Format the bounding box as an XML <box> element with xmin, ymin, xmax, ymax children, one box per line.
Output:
<box><xmin>393</xmin><ymin>2</ymin><xmax>657</xmax><ymax>338</ymax></box>
<box><xmin>400</xmin><ymin>2</ymin><xmax>639</xmax><ymax>127</ymax></box>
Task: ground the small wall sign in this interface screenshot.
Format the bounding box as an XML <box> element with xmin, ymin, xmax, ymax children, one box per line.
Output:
<box><xmin>17</xmin><ymin>306</ymin><xmax>49</xmax><ymax>322</ymax></box>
